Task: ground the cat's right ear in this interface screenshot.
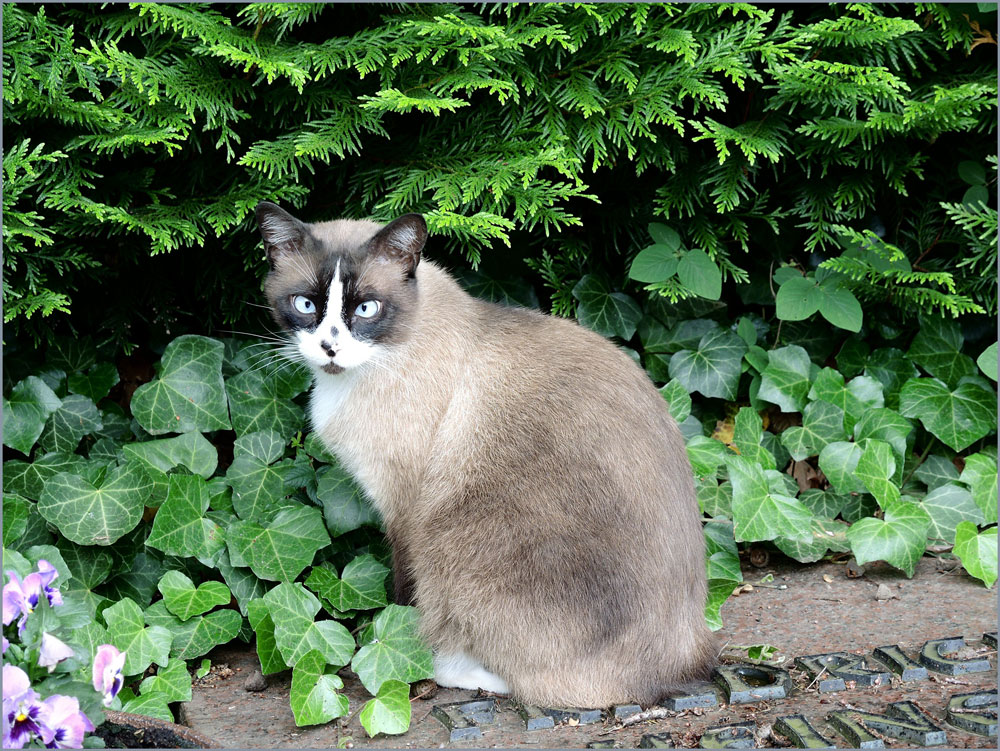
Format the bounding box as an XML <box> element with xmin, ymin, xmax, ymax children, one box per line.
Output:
<box><xmin>256</xmin><ymin>202</ymin><xmax>308</xmax><ymax>269</ymax></box>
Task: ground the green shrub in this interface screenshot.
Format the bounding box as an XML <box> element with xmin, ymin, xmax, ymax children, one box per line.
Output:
<box><xmin>3</xmin><ymin>2</ymin><xmax>997</xmax><ymax>735</ymax></box>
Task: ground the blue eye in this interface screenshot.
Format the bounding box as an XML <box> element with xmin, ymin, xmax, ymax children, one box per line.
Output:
<box><xmin>292</xmin><ymin>295</ymin><xmax>315</xmax><ymax>315</ymax></box>
<box><xmin>355</xmin><ymin>300</ymin><xmax>380</xmax><ymax>319</ymax></box>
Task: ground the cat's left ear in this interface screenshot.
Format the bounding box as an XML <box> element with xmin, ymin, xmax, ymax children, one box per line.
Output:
<box><xmin>369</xmin><ymin>214</ymin><xmax>427</xmax><ymax>277</ymax></box>
<box><xmin>256</xmin><ymin>201</ymin><xmax>309</xmax><ymax>268</ymax></box>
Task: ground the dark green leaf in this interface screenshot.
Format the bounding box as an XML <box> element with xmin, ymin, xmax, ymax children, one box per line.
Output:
<box><xmin>668</xmin><ymin>328</ymin><xmax>746</xmax><ymax>400</ymax></box>
<box><xmin>131</xmin><ymin>335</ymin><xmax>231</xmax><ymax>434</ymax></box>
<box><xmin>572</xmin><ymin>275</ymin><xmax>642</xmax><ymax>340</ymax></box>
<box><xmin>899</xmin><ymin>377</ymin><xmax>997</xmax><ymax>452</ymax></box>
<box><xmin>952</xmin><ymin>522</ymin><xmax>997</xmax><ymax>588</ymax></box>
<box><xmin>846</xmin><ymin>502</ymin><xmax>931</xmax><ymax>577</ymax></box>
<box><xmin>351</xmin><ymin>604</ymin><xmax>434</xmax><ymax>695</ymax></box>
<box><xmin>757</xmin><ymin>345</ymin><xmax>813</xmax><ymax>413</ymax></box>
<box><xmin>228</xmin><ymin>504</ymin><xmax>331</xmax><ymax>582</ymax></box>
<box><xmin>3</xmin><ymin>376</ymin><xmax>62</xmax><ymax>454</ymax></box>
<box><xmin>629</xmin><ymin>244</ymin><xmax>678</xmax><ymax>283</ymax></box>
<box><xmin>67</xmin><ymin>363</ymin><xmax>120</xmax><ymax>403</ymax></box>
<box><xmin>677</xmin><ymin>249</ymin><xmax>722</xmax><ymax>300</ymax></box>
<box><xmin>775</xmin><ymin>276</ymin><xmax>820</xmax><ymax>321</ymax></box>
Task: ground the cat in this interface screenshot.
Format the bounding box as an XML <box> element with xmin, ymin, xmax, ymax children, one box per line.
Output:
<box><xmin>256</xmin><ymin>201</ymin><xmax>716</xmax><ymax>707</ymax></box>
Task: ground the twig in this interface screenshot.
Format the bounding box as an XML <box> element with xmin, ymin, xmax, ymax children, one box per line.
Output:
<box><xmin>804</xmin><ymin>665</ymin><xmax>829</xmax><ymax>691</ymax></box>
<box><xmin>617</xmin><ymin>707</ymin><xmax>673</xmax><ymax>729</ymax></box>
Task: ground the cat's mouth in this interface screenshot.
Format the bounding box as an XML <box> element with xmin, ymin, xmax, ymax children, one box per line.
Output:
<box><xmin>322</xmin><ymin>362</ymin><xmax>345</xmax><ymax>375</ymax></box>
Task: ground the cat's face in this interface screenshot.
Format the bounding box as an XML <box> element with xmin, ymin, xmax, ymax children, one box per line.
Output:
<box><xmin>256</xmin><ymin>202</ymin><xmax>426</xmax><ymax>375</ymax></box>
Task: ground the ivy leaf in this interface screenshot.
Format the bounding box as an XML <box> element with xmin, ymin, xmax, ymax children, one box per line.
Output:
<box><xmin>234</xmin><ymin>429</ymin><xmax>286</xmax><ymax>464</ymax></box>
<box><xmin>775</xmin><ymin>276</ymin><xmax>821</xmax><ymax>321</ymax></box>
<box><xmin>705</xmin><ymin>579</ymin><xmax>736</xmax><ymax>631</ymax></box>
<box><xmin>976</xmin><ymin>342</ymin><xmax>997</xmax><ymax>381</ymax></box>
<box><xmin>696</xmin><ymin>479</ymin><xmax>733</xmax><ymax>518</ymax></box>
<box><xmin>853</xmin><ymin>409</ymin><xmax>912</xmax><ymax>462</ymax></box>
<box><xmin>727</xmin><ymin>455</ymin><xmax>813</xmax><ymax>543</ymax></box>
<box><xmin>262</xmin><ymin>582</ymin><xmax>356</xmax><ymax>667</ymax></box>
<box><xmin>226</xmin><ymin>367</ymin><xmax>307</xmax><ymax>439</ymax></box>
<box><xmin>758</xmin><ymin>345</ymin><xmax>814</xmax><ymax>413</ymax></box>
<box><xmin>732</xmin><ymin>406</ymin><xmax>775</xmax><ymax>470</ymax></box>
<box><xmin>306</xmin><ymin>554</ymin><xmax>389</xmax><ymax>612</ymax></box>
<box><xmin>315</xmin><ymin>465</ymin><xmax>380</xmax><ymax>537</ymax></box>
<box><xmin>920</xmin><ymin>483</ymin><xmax>984</xmax><ymax>544</ymax></box>
<box><xmin>227</xmin><ymin>504</ymin><xmax>330</xmax><ymax>582</ymax></box>
<box><xmin>817</xmin><ymin>441</ymin><xmax>864</xmax><ymax>494</ymax></box>
<box><xmin>3</xmin><ymin>376</ymin><xmax>62</xmax><ymax>454</ymax></box>
<box><xmin>146</xmin><ymin>474</ymin><xmax>226</xmax><ymax>560</ymax></box>
<box><xmin>676</xmin><ymin>249</ymin><xmax>722</xmax><ymax>300</ymax></box>
<box><xmin>138</xmin><ymin>658</ymin><xmax>193</xmax><ymax>703</ymax></box>
<box><xmin>629</xmin><ymin>244</ymin><xmax>678</xmax><ymax>283</ymax></box>
<box><xmin>131</xmin><ymin>335</ymin><xmax>231</xmax><ymax>435</ymax></box>
<box><xmin>350</xmin><ymin>604</ymin><xmax>434</xmax><ymax>695</ymax></box>
<box><xmin>780</xmin><ymin>400</ymin><xmax>846</xmax><ymax>460</ymax></box>
<box><xmin>4</xmin><ymin>452</ymin><xmax>89</xmax><ymax>500</ymax></box>
<box><xmin>809</xmin><ymin>368</ymin><xmax>884</xmax><ymax>433</ymax></box>
<box><xmin>797</xmin><ymin>489</ymin><xmax>850</xmax><ymax>519</ymax></box>
<box><xmin>952</xmin><ymin>522</ymin><xmax>997</xmax><ymax>588</ymax></box>
<box><xmin>854</xmin><ymin>439</ymin><xmax>900</xmax><ymax>509</ymax></box>
<box><xmin>226</xmin><ymin>450</ymin><xmax>292</xmax><ymax>522</ymax></box>
<box><xmin>158</xmin><ymin>570</ymin><xmax>231</xmax><ymax>621</ymax></box>
<box><xmin>38</xmin><ymin>394</ymin><xmax>103</xmax><ymax>454</ymax></box>
<box><xmin>290</xmin><ymin>650</ymin><xmax>349</xmax><ymax>727</ymax></box>
<box><xmin>775</xmin><ymin>518</ymin><xmax>850</xmax><ymax>563</ymax></box>
<box><xmin>899</xmin><ymin>377</ymin><xmax>997</xmax><ymax>452</ymax></box>
<box><xmin>686</xmin><ymin>435</ymin><xmax>729</xmax><ymax>478</ymax></box>
<box><xmin>67</xmin><ymin>363</ymin><xmax>120</xmax><ymax>403</ymax></box>
<box><xmin>123</xmin><ymin>432</ymin><xmax>219</xmax><ymax>504</ymax></box>
<box><xmin>704</xmin><ymin>522</ymin><xmax>742</xmax><ymax>582</ymax></box>
<box><xmin>906</xmin><ymin>317</ymin><xmax>976</xmax><ymax>388</ymax></box>
<box><xmin>145</xmin><ymin>600</ymin><xmax>242</xmax><ymax>660</ymax></box>
<box><xmin>959</xmin><ymin>453</ymin><xmax>998</xmax><ymax>524</ymax></box>
<box><xmin>360</xmin><ymin>679</ymin><xmax>411</xmax><ymax>737</ymax></box>
<box><xmin>121</xmin><ymin>694</ymin><xmax>173</xmax><ymax>723</ymax></box>
<box><xmin>103</xmin><ymin>597</ymin><xmax>173</xmax><ymax>676</ymax></box>
<box><xmin>216</xmin><ymin>549</ymin><xmax>267</xmax><ymax>616</ymax></box>
<box><xmin>668</xmin><ymin>328</ymin><xmax>746</xmax><ymax>400</ymax></box>
<box><xmin>3</xmin><ymin>494</ymin><xmax>30</xmax><ymax>547</ymax></box>
<box><xmin>913</xmin><ymin>455</ymin><xmax>960</xmax><ymax>490</ymax></box>
<box><xmin>55</xmin><ymin>540</ymin><xmax>112</xmax><ymax>590</ymax></box>
<box><xmin>864</xmin><ymin>348</ymin><xmax>919</xmax><ymax>408</ymax></box>
<box><xmin>247</xmin><ymin>598</ymin><xmax>288</xmax><ymax>675</ymax></box>
<box><xmin>38</xmin><ymin>463</ymin><xmax>152</xmax><ymax>546</ymax></box>
<box><xmin>846</xmin><ymin>502</ymin><xmax>931</xmax><ymax>578</ymax></box>
<box><xmin>101</xmin><ymin>552</ymin><xmax>166</xmax><ymax>609</ymax></box>
<box><xmin>658</xmin><ymin>380</ymin><xmax>691</xmax><ymax>422</ymax></box>
<box><xmin>572</xmin><ymin>275</ymin><xmax>642</xmax><ymax>340</ymax></box>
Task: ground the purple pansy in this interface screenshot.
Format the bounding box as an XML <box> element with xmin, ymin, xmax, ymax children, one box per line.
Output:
<box><xmin>2</xmin><ymin>635</ymin><xmax>8</xmax><ymax>654</ymax></box>
<box><xmin>38</xmin><ymin>633</ymin><xmax>76</xmax><ymax>673</ymax></box>
<box><xmin>38</xmin><ymin>695</ymin><xmax>94</xmax><ymax>749</ymax></box>
<box><xmin>3</xmin><ymin>665</ymin><xmax>46</xmax><ymax>749</ymax></box>
<box><xmin>3</xmin><ymin>561</ymin><xmax>63</xmax><ymax>634</ymax></box>
<box><xmin>92</xmin><ymin>644</ymin><xmax>126</xmax><ymax>707</ymax></box>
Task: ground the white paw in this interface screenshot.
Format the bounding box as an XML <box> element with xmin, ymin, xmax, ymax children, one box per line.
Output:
<box><xmin>433</xmin><ymin>652</ymin><xmax>510</xmax><ymax>694</ymax></box>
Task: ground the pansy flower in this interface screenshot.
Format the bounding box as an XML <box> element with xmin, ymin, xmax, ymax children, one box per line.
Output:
<box><xmin>3</xmin><ymin>665</ymin><xmax>46</xmax><ymax>749</ymax></box>
<box><xmin>92</xmin><ymin>644</ymin><xmax>126</xmax><ymax>707</ymax></box>
<box><xmin>38</xmin><ymin>633</ymin><xmax>76</xmax><ymax>673</ymax></box>
<box><xmin>38</xmin><ymin>695</ymin><xmax>94</xmax><ymax>749</ymax></box>
<box><xmin>3</xmin><ymin>561</ymin><xmax>63</xmax><ymax>634</ymax></box>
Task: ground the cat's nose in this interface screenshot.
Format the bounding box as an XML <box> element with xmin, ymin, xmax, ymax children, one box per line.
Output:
<box><xmin>320</xmin><ymin>340</ymin><xmax>336</xmax><ymax>357</ymax></box>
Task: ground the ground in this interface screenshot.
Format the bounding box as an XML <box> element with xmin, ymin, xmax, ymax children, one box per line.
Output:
<box><xmin>179</xmin><ymin>555</ymin><xmax>997</xmax><ymax>748</ymax></box>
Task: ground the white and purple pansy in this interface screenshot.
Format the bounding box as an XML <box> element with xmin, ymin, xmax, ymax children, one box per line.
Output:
<box><xmin>38</xmin><ymin>633</ymin><xmax>76</xmax><ymax>673</ymax></box>
<box><xmin>38</xmin><ymin>695</ymin><xmax>95</xmax><ymax>749</ymax></box>
<box><xmin>3</xmin><ymin>665</ymin><xmax>46</xmax><ymax>749</ymax></box>
<box><xmin>3</xmin><ymin>560</ymin><xmax>64</xmax><ymax>634</ymax></box>
<box><xmin>92</xmin><ymin>644</ymin><xmax>126</xmax><ymax>707</ymax></box>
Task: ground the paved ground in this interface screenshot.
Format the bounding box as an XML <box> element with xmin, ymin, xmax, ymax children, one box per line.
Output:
<box><xmin>180</xmin><ymin>555</ymin><xmax>997</xmax><ymax>748</ymax></box>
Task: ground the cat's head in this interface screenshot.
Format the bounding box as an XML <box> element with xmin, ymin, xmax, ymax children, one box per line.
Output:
<box><xmin>256</xmin><ymin>201</ymin><xmax>427</xmax><ymax>375</ymax></box>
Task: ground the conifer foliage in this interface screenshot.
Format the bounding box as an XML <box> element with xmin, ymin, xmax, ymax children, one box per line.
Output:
<box><xmin>3</xmin><ymin>3</ymin><xmax>996</xmax><ymax>345</ymax></box>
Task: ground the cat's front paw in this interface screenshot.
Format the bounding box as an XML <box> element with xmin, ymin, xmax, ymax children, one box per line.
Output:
<box><xmin>433</xmin><ymin>652</ymin><xmax>510</xmax><ymax>694</ymax></box>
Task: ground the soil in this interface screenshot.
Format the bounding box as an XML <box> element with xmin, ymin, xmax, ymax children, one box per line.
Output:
<box><xmin>180</xmin><ymin>556</ymin><xmax>997</xmax><ymax>748</ymax></box>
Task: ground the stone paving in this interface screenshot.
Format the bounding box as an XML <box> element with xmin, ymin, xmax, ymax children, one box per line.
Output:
<box><xmin>180</xmin><ymin>557</ymin><xmax>997</xmax><ymax>748</ymax></box>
